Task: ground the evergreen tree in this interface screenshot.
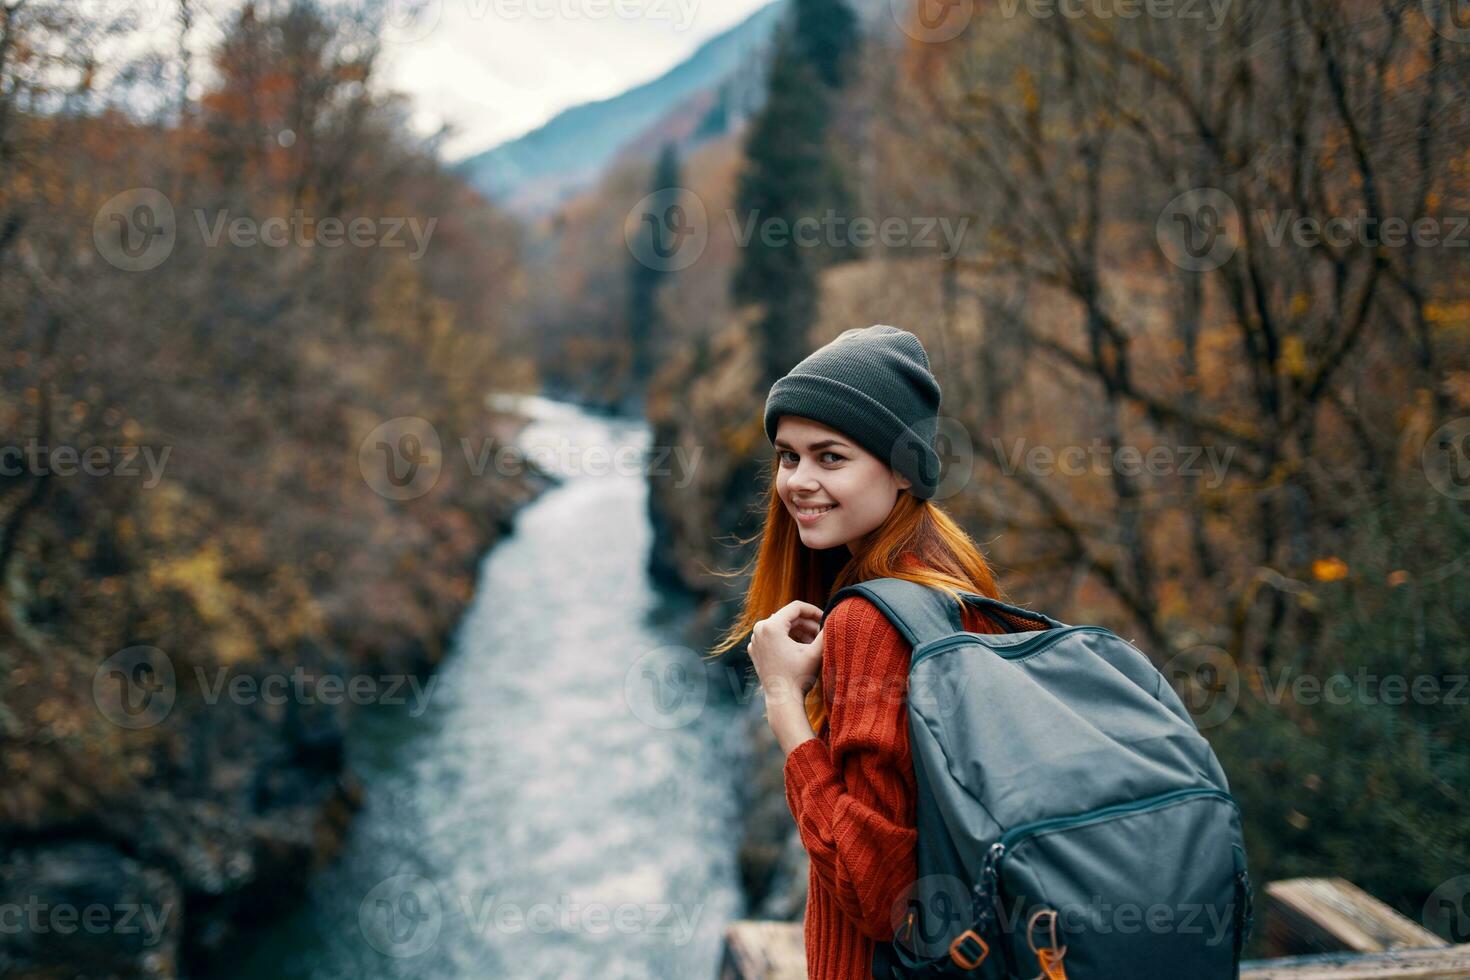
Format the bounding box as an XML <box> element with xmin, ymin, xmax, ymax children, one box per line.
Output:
<box><xmin>626</xmin><ymin>143</ymin><xmax>682</xmax><ymax>399</ymax></box>
<box><xmin>793</xmin><ymin>0</ymin><xmax>859</xmax><ymax>88</ymax></box>
<box><xmin>731</xmin><ymin>0</ymin><xmax>860</xmax><ymax>388</ymax></box>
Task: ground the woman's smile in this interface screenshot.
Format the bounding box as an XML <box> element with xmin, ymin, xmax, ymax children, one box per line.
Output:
<box><xmin>794</xmin><ymin>503</ymin><xmax>838</xmax><ymax>524</ymax></box>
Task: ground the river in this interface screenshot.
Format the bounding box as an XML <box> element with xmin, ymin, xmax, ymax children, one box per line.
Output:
<box><xmin>217</xmin><ymin>396</ymin><xmax>749</xmax><ymax>979</ymax></box>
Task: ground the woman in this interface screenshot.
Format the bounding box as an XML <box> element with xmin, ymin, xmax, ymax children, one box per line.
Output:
<box><xmin>710</xmin><ymin>324</ymin><xmax>1018</xmax><ymax>979</ymax></box>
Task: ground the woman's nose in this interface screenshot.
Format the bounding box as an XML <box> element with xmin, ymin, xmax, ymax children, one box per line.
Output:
<box><xmin>790</xmin><ymin>461</ymin><xmax>821</xmax><ymax>491</ymax></box>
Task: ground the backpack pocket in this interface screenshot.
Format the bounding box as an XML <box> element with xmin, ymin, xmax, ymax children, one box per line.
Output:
<box><xmin>985</xmin><ymin>788</ymin><xmax>1243</xmax><ymax>980</ymax></box>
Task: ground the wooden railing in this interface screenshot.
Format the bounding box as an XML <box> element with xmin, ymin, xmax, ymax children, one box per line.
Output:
<box><xmin>720</xmin><ymin>877</ymin><xmax>1467</xmax><ymax>979</ymax></box>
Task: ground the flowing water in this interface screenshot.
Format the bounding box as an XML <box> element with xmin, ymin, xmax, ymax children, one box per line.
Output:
<box><xmin>219</xmin><ymin>396</ymin><xmax>749</xmax><ymax>979</ymax></box>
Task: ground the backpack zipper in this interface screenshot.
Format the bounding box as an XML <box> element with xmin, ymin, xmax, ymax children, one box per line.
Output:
<box><xmin>912</xmin><ymin>625</ymin><xmax>1117</xmax><ymax>669</ymax></box>
<box><xmin>971</xmin><ymin>786</ymin><xmax>1239</xmax><ymax>969</ymax></box>
<box><xmin>996</xmin><ymin>786</ymin><xmax>1238</xmax><ymax>853</ymax></box>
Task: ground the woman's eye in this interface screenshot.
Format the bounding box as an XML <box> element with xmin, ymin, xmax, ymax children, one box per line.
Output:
<box><xmin>780</xmin><ymin>451</ymin><xmax>843</xmax><ymax>464</ymax></box>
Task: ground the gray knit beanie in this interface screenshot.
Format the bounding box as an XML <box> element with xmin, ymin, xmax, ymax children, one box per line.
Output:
<box><xmin>763</xmin><ymin>324</ymin><xmax>943</xmax><ymax>499</ymax></box>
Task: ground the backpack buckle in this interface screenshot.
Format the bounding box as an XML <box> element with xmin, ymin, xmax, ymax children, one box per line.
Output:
<box><xmin>949</xmin><ymin>929</ymin><xmax>989</xmax><ymax>970</ymax></box>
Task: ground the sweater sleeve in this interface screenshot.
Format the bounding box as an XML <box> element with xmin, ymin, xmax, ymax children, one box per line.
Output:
<box><xmin>782</xmin><ymin>596</ymin><xmax>918</xmax><ymax>942</ymax></box>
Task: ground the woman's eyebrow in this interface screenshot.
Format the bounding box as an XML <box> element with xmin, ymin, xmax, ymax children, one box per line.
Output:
<box><xmin>773</xmin><ymin>439</ymin><xmax>850</xmax><ymax>450</ymax></box>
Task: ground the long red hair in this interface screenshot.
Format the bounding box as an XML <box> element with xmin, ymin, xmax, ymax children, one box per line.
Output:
<box><xmin>708</xmin><ymin>456</ymin><xmax>1012</xmax><ymax>734</ymax></box>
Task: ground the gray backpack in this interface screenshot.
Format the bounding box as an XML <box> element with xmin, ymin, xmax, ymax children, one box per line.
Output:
<box><xmin>820</xmin><ymin>579</ymin><xmax>1253</xmax><ymax>979</ymax></box>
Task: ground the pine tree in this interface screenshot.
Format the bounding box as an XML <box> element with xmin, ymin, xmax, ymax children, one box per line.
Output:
<box><xmin>626</xmin><ymin>143</ymin><xmax>682</xmax><ymax>400</ymax></box>
<box><xmin>731</xmin><ymin>0</ymin><xmax>860</xmax><ymax>389</ymax></box>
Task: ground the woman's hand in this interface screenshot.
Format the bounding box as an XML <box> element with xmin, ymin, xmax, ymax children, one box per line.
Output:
<box><xmin>748</xmin><ymin>600</ymin><xmax>825</xmax><ymax>702</ymax></box>
<box><xmin>748</xmin><ymin>602</ymin><xmax>825</xmax><ymax>753</ymax></box>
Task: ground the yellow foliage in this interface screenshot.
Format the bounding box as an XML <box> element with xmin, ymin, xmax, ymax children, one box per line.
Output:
<box><xmin>146</xmin><ymin>541</ymin><xmax>255</xmax><ymax>664</ymax></box>
<box><xmin>1310</xmin><ymin>556</ymin><xmax>1349</xmax><ymax>582</ymax></box>
<box><xmin>1425</xmin><ymin>300</ymin><xmax>1470</xmax><ymax>335</ymax></box>
<box><xmin>1014</xmin><ymin>67</ymin><xmax>1040</xmax><ymax>116</ymax></box>
<box><xmin>1279</xmin><ymin>335</ymin><xmax>1308</xmax><ymax>378</ymax></box>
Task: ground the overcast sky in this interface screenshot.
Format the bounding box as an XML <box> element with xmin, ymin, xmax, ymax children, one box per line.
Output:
<box><xmin>369</xmin><ymin>0</ymin><xmax>777</xmax><ymax>160</ymax></box>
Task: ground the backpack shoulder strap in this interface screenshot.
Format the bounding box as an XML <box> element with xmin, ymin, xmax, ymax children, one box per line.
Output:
<box><xmin>821</xmin><ymin>578</ymin><xmax>963</xmax><ymax>650</ymax></box>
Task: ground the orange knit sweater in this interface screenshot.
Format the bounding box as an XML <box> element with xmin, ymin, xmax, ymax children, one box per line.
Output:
<box><xmin>783</xmin><ymin>594</ymin><xmax>1005</xmax><ymax>979</ymax></box>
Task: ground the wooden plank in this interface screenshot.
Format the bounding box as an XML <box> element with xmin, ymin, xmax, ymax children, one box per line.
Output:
<box><xmin>720</xmin><ymin>920</ymin><xmax>807</xmax><ymax>980</ymax></box>
<box><xmin>716</xmin><ymin>910</ymin><xmax>1462</xmax><ymax>980</ymax></box>
<box><xmin>1264</xmin><ymin>878</ymin><xmax>1449</xmax><ymax>957</ymax></box>
<box><xmin>1241</xmin><ymin>943</ymin><xmax>1470</xmax><ymax>978</ymax></box>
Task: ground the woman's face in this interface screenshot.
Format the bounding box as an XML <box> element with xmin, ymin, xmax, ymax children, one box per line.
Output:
<box><xmin>774</xmin><ymin>415</ymin><xmax>911</xmax><ymax>554</ymax></box>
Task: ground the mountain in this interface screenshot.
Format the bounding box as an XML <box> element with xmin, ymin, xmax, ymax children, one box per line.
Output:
<box><xmin>452</xmin><ymin>2</ymin><xmax>787</xmax><ymax>218</ymax></box>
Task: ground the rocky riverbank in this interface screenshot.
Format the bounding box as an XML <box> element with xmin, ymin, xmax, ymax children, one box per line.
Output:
<box><xmin>0</xmin><ymin>408</ymin><xmax>559</xmax><ymax>979</ymax></box>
